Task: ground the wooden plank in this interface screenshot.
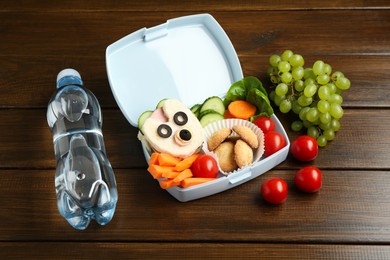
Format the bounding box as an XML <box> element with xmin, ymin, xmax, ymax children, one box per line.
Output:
<box><xmin>0</xmin><ymin>109</ymin><xmax>145</xmax><ymax>169</ymax></box>
<box><xmin>2</xmin><ymin>242</ymin><xmax>390</xmax><ymax>259</ymax></box>
<box><xmin>0</xmin><ymin>108</ymin><xmax>387</xmax><ymax>169</ymax></box>
<box><xmin>0</xmin><ymin>55</ymin><xmax>388</xmax><ymax>108</ymax></box>
<box><xmin>0</xmin><ymin>10</ymin><xmax>389</xmax><ymax>58</ymax></box>
<box><xmin>1</xmin><ymin>169</ymin><xmax>390</xmax><ymax>243</ymax></box>
<box><xmin>1</xmin><ymin>0</ymin><xmax>390</xmax><ymax>12</ymax></box>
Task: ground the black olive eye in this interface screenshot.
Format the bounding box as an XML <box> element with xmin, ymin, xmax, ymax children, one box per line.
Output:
<box><xmin>179</xmin><ymin>129</ymin><xmax>192</xmax><ymax>141</ymax></box>
<box><xmin>173</xmin><ymin>111</ymin><xmax>188</xmax><ymax>126</ymax></box>
<box><xmin>157</xmin><ymin>124</ymin><xmax>172</xmax><ymax>138</ymax></box>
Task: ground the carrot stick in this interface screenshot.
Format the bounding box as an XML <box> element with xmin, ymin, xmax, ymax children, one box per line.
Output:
<box><xmin>174</xmin><ymin>154</ymin><xmax>200</xmax><ymax>171</ymax></box>
<box><xmin>148</xmin><ymin>152</ymin><xmax>160</xmax><ymax>165</ymax></box>
<box><xmin>172</xmin><ymin>169</ymin><xmax>193</xmax><ymax>183</ymax></box>
<box><xmin>147</xmin><ymin>164</ymin><xmax>175</xmax><ymax>179</ymax></box>
<box><xmin>159</xmin><ymin>179</ymin><xmax>180</xmax><ymax>189</ymax></box>
<box><xmin>181</xmin><ymin>177</ymin><xmax>216</xmax><ymax>188</ymax></box>
<box><xmin>228</xmin><ymin>100</ymin><xmax>257</xmax><ymax>120</ymax></box>
<box><xmin>158</xmin><ymin>153</ymin><xmax>181</xmax><ymax>166</ymax></box>
<box><xmin>162</xmin><ymin>170</ymin><xmax>181</xmax><ymax>179</ymax></box>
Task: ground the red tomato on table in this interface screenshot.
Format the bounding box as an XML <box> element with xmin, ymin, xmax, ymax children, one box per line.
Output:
<box><xmin>261</xmin><ymin>177</ymin><xmax>288</xmax><ymax>204</ymax></box>
<box><xmin>291</xmin><ymin>135</ymin><xmax>318</xmax><ymax>161</ymax></box>
<box><xmin>294</xmin><ymin>166</ymin><xmax>322</xmax><ymax>193</ymax></box>
<box><xmin>191</xmin><ymin>154</ymin><xmax>219</xmax><ymax>178</ymax></box>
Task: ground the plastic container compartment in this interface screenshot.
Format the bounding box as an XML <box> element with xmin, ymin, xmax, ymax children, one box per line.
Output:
<box><xmin>106</xmin><ymin>14</ymin><xmax>290</xmax><ymax>202</ymax></box>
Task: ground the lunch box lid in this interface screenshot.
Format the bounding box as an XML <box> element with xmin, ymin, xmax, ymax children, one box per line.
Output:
<box><xmin>106</xmin><ymin>14</ymin><xmax>243</xmax><ymax>127</ymax></box>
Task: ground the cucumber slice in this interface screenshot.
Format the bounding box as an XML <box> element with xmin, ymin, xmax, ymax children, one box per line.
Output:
<box><xmin>200</xmin><ymin>96</ymin><xmax>225</xmax><ymax>115</ymax></box>
<box><xmin>199</xmin><ymin>109</ymin><xmax>218</xmax><ymax>119</ymax></box>
<box><xmin>190</xmin><ymin>104</ymin><xmax>201</xmax><ymax>118</ymax></box>
<box><xmin>156</xmin><ymin>98</ymin><xmax>168</xmax><ymax>108</ymax></box>
<box><xmin>199</xmin><ymin>112</ymin><xmax>224</xmax><ymax>127</ymax></box>
<box><xmin>138</xmin><ymin>110</ymin><xmax>153</xmax><ymax>129</ymax></box>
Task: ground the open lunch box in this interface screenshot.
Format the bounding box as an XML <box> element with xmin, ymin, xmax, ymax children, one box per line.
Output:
<box><xmin>106</xmin><ymin>13</ymin><xmax>290</xmax><ymax>202</ymax></box>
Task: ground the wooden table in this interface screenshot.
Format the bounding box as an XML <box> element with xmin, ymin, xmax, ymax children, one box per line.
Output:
<box><xmin>1</xmin><ymin>1</ymin><xmax>390</xmax><ymax>259</ymax></box>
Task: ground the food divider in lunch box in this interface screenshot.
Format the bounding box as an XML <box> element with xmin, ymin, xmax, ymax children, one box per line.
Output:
<box><xmin>106</xmin><ymin>13</ymin><xmax>290</xmax><ymax>202</ymax></box>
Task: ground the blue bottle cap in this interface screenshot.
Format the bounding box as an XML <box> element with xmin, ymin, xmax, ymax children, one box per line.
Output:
<box><xmin>57</xmin><ymin>68</ymin><xmax>81</xmax><ymax>84</ymax></box>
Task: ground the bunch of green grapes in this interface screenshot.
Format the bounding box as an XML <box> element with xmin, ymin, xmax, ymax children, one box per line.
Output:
<box><xmin>267</xmin><ymin>50</ymin><xmax>351</xmax><ymax>147</ymax></box>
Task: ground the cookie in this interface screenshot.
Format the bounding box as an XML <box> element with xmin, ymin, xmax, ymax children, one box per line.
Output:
<box><xmin>234</xmin><ymin>139</ymin><xmax>253</xmax><ymax>168</ymax></box>
<box><xmin>225</xmin><ymin>135</ymin><xmax>240</xmax><ymax>144</ymax></box>
<box><xmin>214</xmin><ymin>141</ymin><xmax>238</xmax><ymax>172</ymax></box>
<box><xmin>207</xmin><ymin>128</ymin><xmax>232</xmax><ymax>151</ymax></box>
<box><xmin>232</xmin><ymin>125</ymin><xmax>259</xmax><ymax>149</ymax></box>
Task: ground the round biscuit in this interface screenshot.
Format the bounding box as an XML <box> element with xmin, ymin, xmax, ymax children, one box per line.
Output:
<box><xmin>232</xmin><ymin>125</ymin><xmax>259</xmax><ymax>149</ymax></box>
<box><xmin>214</xmin><ymin>141</ymin><xmax>238</xmax><ymax>173</ymax></box>
<box><xmin>207</xmin><ymin>128</ymin><xmax>232</xmax><ymax>151</ymax></box>
<box><xmin>234</xmin><ymin>139</ymin><xmax>253</xmax><ymax>168</ymax></box>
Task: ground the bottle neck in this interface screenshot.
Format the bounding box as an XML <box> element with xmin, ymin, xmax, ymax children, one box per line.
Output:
<box><xmin>57</xmin><ymin>76</ymin><xmax>83</xmax><ymax>89</ymax></box>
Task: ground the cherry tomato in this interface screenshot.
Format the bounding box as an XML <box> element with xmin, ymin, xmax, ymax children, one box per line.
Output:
<box><xmin>253</xmin><ymin>116</ymin><xmax>275</xmax><ymax>134</ymax></box>
<box><xmin>264</xmin><ymin>131</ymin><xmax>286</xmax><ymax>157</ymax></box>
<box><xmin>290</xmin><ymin>135</ymin><xmax>318</xmax><ymax>161</ymax></box>
<box><xmin>294</xmin><ymin>166</ymin><xmax>322</xmax><ymax>193</ymax></box>
<box><xmin>191</xmin><ymin>154</ymin><xmax>219</xmax><ymax>178</ymax></box>
<box><xmin>261</xmin><ymin>177</ymin><xmax>288</xmax><ymax>204</ymax></box>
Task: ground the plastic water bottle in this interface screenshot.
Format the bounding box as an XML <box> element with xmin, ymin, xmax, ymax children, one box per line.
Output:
<box><xmin>47</xmin><ymin>68</ymin><xmax>118</xmax><ymax>230</ymax></box>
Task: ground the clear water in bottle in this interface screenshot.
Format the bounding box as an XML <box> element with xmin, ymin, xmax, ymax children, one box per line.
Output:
<box><xmin>47</xmin><ymin>68</ymin><xmax>118</xmax><ymax>230</ymax></box>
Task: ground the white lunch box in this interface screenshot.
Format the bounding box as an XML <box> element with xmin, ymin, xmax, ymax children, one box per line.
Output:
<box><xmin>106</xmin><ymin>13</ymin><xmax>290</xmax><ymax>202</ymax></box>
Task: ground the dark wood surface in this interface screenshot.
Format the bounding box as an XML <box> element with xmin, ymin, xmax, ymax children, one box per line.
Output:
<box><xmin>1</xmin><ymin>1</ymin><xmax>390</xmax><ymax>259</ymax></box>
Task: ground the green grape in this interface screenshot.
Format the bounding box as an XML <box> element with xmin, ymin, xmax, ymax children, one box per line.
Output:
<box><xmin>289</xmin><ymin>54</ymin><xmax>304</xmax><ymax>67</ymax></box>
<box><xmin>281</xmin><ymin>72</ymin><xmax>293</xmax><ymax>83</ymax></box>
<box><xmin>270</xmin><ymin>76</ymin><xmax>279</xmax><ymax>84</ymax></box>
<box><xmin>331</xmin><ymin>119</ymin><xmax>341</xmax><ymax>132</ymax></box>
<box><xmin>324</xmin><ymin>129</ymin><xmax>335</xmax><ymax>141</ymax></box>
<box><xmin>269</xmin><ymin>90</ymin><xmax>276</xmax><ymax>102</ymax></box>
<box><xmin>307</xmin><ymin>126</ymin><xmax>319</xmax><ymax>139</ymax></box>
<box><xmin>318</xmin><ymin>85</ymin><xmax>330</xmax><ymax>100</ymax></box>
<box><xmin>304</xmin><ymin>78</ymin><xmax>315</xmax><ymax>86</ymax></box>
<box><xmin>331</xmin><ymin>71</ymin><xmax>344</xmax><ymax>81</ymax></box>
<box><xmin>269</xmin><ymin>55</ymin><xmax>281</xmax><ymax>67</ymax></box>
<box><xmin>317</xmin><ymin>74</ymin><xmax>330</xmax><ymax>85</ymax></box>
<box><xmin>292</xmin><ymin>100</ymin><xmax>302</xmax><ymax>114</ymax></box>
<box><xmin>274</xmin><ymin>94</ymin><xmax>286</xmax><ymax>106</ymax></box>
<box><xmin>267</xmin><ymin>66</ymin><xmax>278</xmax><ymax>76</ymax></box>
<box><xmin>298</xmin><ymin>95</ymin><xmax>313</xmax><ymax>107</ymax></box>
<box><xmin>292</xmin><ymin>66</ymin><xmax>304</xmax><ymax>80</ymax></box>
<box><xmin>294</xmin><ymin>80</ymin><xmax>305</xmax><ymax>92</ymax></box>
<box><xmin>328</xmin><ymin>94</ymin><xmax>343</xmax><ymax>104</ymax></box>
<box><xmin>313</xmin><ymin>60</ymin><xmax>325</xmax><ymax>75</ymax></box>
<box><xmin>329</xmin><ymin>103</ymin><xmax>344</xmax><ymax>119</ymax></box>
<box><xmin>326</xmin><ymin>83</ymin><xmax>337</xmax><ymax>94</ymax></box>
<box><xmin>304</xmin><ymin>68</ymin><xmax>316</xmax><ymax>80</ymax></box>
<box><xmin>335</xmin><ymin>76</ymin><xmax>351</xmax><ymax>90</ymax></box>
<box><xmin>324</xmin><ymin>63</ymin><xmax>332</xmax><ymax>75</ymax></box>
<box><xmin>275</xmin><ymin>83</ymin><xmax>289</xmax><ymax>96</ymax></box>
<box><xmin>299</xmin><ymin>107</ymin><xmax>310</xmax><ymax>121</ymax></box>
<box><xmin>303</xmin><ymin>120</ymin><xmax>313</xmax><ymax>128</ymax></box>
<box><xmin>278</xmin><ymin>61</ymin><xmax>291</xmax><ymax>73</ymax></box>
<box><xmin>291</xmin><ymin>120</ymin><xmax>303</xmax><ymax>131</ymax></box>
<box><xmin>317</xmin><ymin>135</ymin><xmax>328</xmax><ymax>147</ymax></box>
<box><xmin>319</xmin><ymin>111</ymin><xmax>332</xmax><ymax>124</ymax></box>
<box><xmin>281</xmin><ymin>50</ymin><xmax>294</xmax><ymax>61</ymax></box>
<box><xmin>306</xmin><ymin>107</ymin><xmax>320</xmax><ymax>122</ymax></box>
<box><xmin>304</xmin><ymin>83</ymin><xmax>317</xmax><ymax>98</ymax></box>
<box><xmin>319</xmin><ymin>121</ymin><xmax>331</xmax><ymax>130</ymax></box>
<box><xmin>279</xmin><ymin>99</ymin><xmax>292</xmax><ymax>113</ymax></box>
<box><xmin>335</xmin><ymin>88</ymin><xmax>343</xmax><ymax>95</ymax></box>
<box><xmin>317</xmin><ymin>100</ymin><xmax>330</xmax><ymax>113</ymax></box>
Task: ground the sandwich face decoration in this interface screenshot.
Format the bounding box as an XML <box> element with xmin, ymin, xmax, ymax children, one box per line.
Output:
<box><xmin>140</xmin><ymin>99</ymin><xmax>204</xmax><ymax>158</ymax></box>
